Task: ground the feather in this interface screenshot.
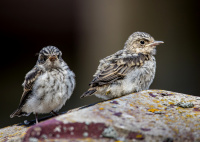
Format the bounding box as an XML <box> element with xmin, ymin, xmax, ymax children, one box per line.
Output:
<box><xmin>10</xmin><ymin>66</ymin><xmax>43</xmax><ymax>118</ymax></box>
<box><xmin>89</xmin><ymin>53</ymin><xmax>149</xmax><ymax>87</ymax></box>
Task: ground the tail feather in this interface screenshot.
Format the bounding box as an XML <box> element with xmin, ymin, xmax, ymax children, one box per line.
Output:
<box><xmin>80</xmin><ymin>89</ymin><xmax>97</xmax><ymax>98</ymax></box>
<box><xmin>10</xmin><ymin>109</ymin><xmax>22</xmax><ymax>118</ymax></box>
<box><xmin>10</xmin><ymin>109</ymin><xmax>30</xmax><ymax>118</ymax></box>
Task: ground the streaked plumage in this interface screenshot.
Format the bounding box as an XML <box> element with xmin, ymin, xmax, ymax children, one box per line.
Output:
<box><xmin>81</xmin><ymin>32</ymin><xmax>163</xmax><ymax>100</ymax></box>
<box><xmin>10</xmin><ymin>46</ymin><xmax>75</xmax><ymax>123</ymax></box>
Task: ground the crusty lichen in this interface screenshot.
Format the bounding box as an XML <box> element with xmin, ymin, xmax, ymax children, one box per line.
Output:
<box><xmin>1</xmin><ymin>90</ymin><xmax>200</xmax><ymax>142</ymax></box>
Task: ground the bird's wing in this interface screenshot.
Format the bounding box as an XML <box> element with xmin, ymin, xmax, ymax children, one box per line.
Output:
<box><xmin>90</xmin><ymin>53</ymin><xmax>149</xmax><ymax>87</ymax></box>
<box><xmin>18</xmin><ymin>67</ymin><xmax>43</xmax><ymax>108</ymax></box>
<box><xmin>93</xmin><ymin>49</ymin><xmax>124</xmax><ymax>77</ymax></box>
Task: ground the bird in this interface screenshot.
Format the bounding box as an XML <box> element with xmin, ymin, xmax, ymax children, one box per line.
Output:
<box><xmin>10</xmin><ymin>46</ymin><xmax>75</xmax><ymax>123</ymax></box>
<box><xmin>80</xmin><ymin>32</ymin><xmax>163</xmax><ymax>100</ymax></box>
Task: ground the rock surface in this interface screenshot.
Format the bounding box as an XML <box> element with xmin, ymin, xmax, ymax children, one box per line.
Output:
<box><xmin>1</xmin><ymin>90</ymin><xmax>200</xmax><ymax>142</ymax></box>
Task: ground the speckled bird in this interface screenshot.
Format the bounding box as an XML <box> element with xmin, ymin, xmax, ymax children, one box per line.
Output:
<box><xmin>10</xmin><ymin>46</ymin><xmax>75</xmax><ymax>123</ymax></box>
<box><xmin>80</xmin><ymin>32</ymin><xmax>163</xmax><ymax>100</ymax></box>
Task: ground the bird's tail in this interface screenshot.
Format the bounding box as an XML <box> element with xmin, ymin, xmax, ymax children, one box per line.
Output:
<box><xmin>10</xmin><ymin>109</ymin><xmax>22</xmax><ymax>118</ymax></box>
<box><xmin>80</xmin><ymin>89</ymin><xmax>97</xmax><ymax>98</ymax></box>
<box><xmin>10</xmin><ymin>109</ymin><xmax>30</xmax><ymax>118</ymax></box>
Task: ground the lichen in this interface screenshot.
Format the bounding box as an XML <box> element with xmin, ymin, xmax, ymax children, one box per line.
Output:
<box><xmin>177</xmin><ymin>102</ymin><xmax>194</xmax><ymax>108</ymax></box>
<box><xmin>102</xmin><ymin>127</ymin><xmax>118</xmax><ymax>139</ymax></box>
<box><xmin>2</xmin><ymin>90</ymin><xmax>200</xmax><ymax>141</ymax></box>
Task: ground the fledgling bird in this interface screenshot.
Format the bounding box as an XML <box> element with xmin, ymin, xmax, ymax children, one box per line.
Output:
<box><xmin>80</xmin><ymin>32</ymin><xmax>163</xmax><ymax>100</ymax></box>
<box><xmin>10</xmin><ymin>46</ymin><xmax>75</xmax><ymax>123</ymax></box>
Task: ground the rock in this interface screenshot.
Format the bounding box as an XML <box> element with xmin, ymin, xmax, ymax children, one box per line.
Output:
<box><xmin>1</xmin><ymin>90</ymin><xmax>200</xmax><ymax>142</ymax></box>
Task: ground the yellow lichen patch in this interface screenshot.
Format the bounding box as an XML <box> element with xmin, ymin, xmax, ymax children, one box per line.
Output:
<box><xmin>180</xmin><ymin>116</ymin><xmax>186</xmax><ymax>120</ymax></box>
<box><xmin>193</xmin><ymin>113</ymin><xmax>199</xmax><ymax>116</ymax></box>
<box><xmin>165</xmin><ymin>115</ymin><xmax>169</xmax><ymax>117</ymax></box>
<box><xmin>168</xmin><ymin>102</ymin><xmax>174</xmax><ymax>105</ymax></box>
<box><xmin>149</xmin><ymin>105</ymin><xmax>155</xmax><ymax>108</ymax></box>
<box><xmin>8</xmin><ymin>131</ymin><xmax>21</xmax><ymax>138</ymax></box>
<box><xmin>148</xmin><ymin>108</ymin><xmax>161</xmax><ymax>113</ymax></box>
<box><xmin>99</xmin><ymin>107</ymin><xmax>104</xmax><ymax>110</ymax></box>
<box><xmin>186</xmin><ymin>114</ymin><xmax>194</xmax><ymax>118</ymax></box>
<box><xmin>157</xmin><ymin>104</ymin><xmax>163</xmax><ymax>107</ymax></box>
<box><xmin>153</xmin><ymin>100</ymin><xmax>160</xmax><ymax>103</ymax></box>
<box><xmin>107</xmin><ymin>119</ymin><xmax>113</xmax><ymax>122</ymax></box>
<box><xmin>115</xmin><ymin>141</ymin><xmax>123</xmax><ymax>142</ymax></box>
<box><xmin>20</xmin><ymin>132</ymin><xmax>26</xmax><ymax>138</ymax></box>
<box><xmin>172</xmin><ymin>128</ymin><xmax>179</xmax><ymax>134</ymax></box>
<box><xmin>164</xmin><ymin>119</ymin><xmax>177</xmax><ymax>124</ymax></box>
<box><xmin>130</xmin><ymin>104</ymin><xmax>134</xmax><ymax>107</ymax></box>
<box><xmin>136</xmin><ymin>134</ymin><xmax>143</xmax><ymax>138</ymax></box>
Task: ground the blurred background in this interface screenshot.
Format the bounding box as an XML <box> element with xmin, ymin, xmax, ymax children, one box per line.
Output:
<box><xmin>0</xmin><ymin>0</ymin><xmax>199</xmax><ymax>128</ymax></box>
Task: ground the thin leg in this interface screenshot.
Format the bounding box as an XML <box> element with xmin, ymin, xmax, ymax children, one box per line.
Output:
<box><xmin>35</xmin><ymin>113</ymin><xmax>38</xmax><ymax>124</ymax></box>
<box><xmin>51</xmin><ymin>111</ymin><xmax>58</xmax><ymax>116</ymax></box>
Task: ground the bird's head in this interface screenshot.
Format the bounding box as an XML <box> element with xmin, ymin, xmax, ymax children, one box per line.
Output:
<box><xmin>124</xmin><ymin>32</ymin><xmax>164</xmax><ymax>55</ymax></box>
<box><xmin>37</xmin><ymin>46</ymin><xmax>63</xmax><ymax>70</ymax></box>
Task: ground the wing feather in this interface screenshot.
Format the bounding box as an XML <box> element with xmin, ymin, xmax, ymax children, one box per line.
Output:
<box><xmin>19</xmin><ymin>67</ymin><xmax>43</xmax><ymax>108</ymax></box>
<box><xmin>10</xmin><ymin>66</ymin><xmax>43</xmax><ymax>117</ymax></box>
<box><xmin>90</xmin><ymin>53</ymin><xmax>149</xmax><ymax>87</ymax></box>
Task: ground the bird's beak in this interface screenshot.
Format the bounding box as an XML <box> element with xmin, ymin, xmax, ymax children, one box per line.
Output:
<box><xmin>146</xmin><ymin>41</ymin><xmax>164</xmax><ymax>47</ymax></box>
<box><xmin>49</xmin><ymin>55</ymin><xmax>57</xmax><ymax>62</ymax></box>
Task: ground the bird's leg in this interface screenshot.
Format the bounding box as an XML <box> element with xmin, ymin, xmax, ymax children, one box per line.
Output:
<box><xmin>35</xmin><ymin>113</ymin><xmax>39</xmax><ymax>124</ymax></box>
<box><xmin>51</xmin><ymin>111</ymin><xmax>59</xmax><ymax>116</ymax></box>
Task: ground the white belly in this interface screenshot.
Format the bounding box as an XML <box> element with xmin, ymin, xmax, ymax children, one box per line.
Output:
<box><xmin>22</xmin><ymin>69</ymin><xmax>73</xmax><ymax>114</ymax></box>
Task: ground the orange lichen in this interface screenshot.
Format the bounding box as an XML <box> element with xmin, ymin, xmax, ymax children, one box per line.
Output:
<box><xmin>168</xmin><ymin>102</ymin><xmax>174</xmax><ymax>105</ymax></box>
<box><xmin>157</xmin><ymin>104</ymin><xmax>163</xmax><ymax>107</ymax></box>
<box><xmin>148</xmin><ymin>108</ymin><xmax>161</xmax><ymax>113</ymax></box>
<box><xmin>99</xmin><ymin>107</ymin><xmax>104</xmax><ymax>110</ymax></box>
<box><xmin>149</xmin><ymin>105</ymin><xmax>155</xmax><ymax>108</ymax></box>
<box><xmin>107</xmin><ymin>119</ymin><xmax>113</xmax><ymax>122</ymax></box>
<box><xmin>186</xmin><ymin>114</ymin><xmax>193</xmax><ymax>118</ymax></box>
<box><xmin>136</xmin><ymin>134</ymin><xmax>143</xmax><ymax>138</ymax></box>
<box><xmin>130</xmin><ymin>104</ymin><xmax>133</xmax><ymax>107</ymax></box>
<box><xmin>153</xmin><ymin>100</ymin><xmax>160</xmax><ymax>103</ymax></box>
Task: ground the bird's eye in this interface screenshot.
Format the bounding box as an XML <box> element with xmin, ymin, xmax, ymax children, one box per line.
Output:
<box><xmin>140</xmin><ymin>41</ymin><xmax>145</xmax><ymax>44</ymax></box>
<box><xmin>58</xmin><ymin>53</ymin><xmax>62</xmax><ymax>59</ymax></box>
<box><xmin>39</xmin><ymin>55</ymin><xmax>47</xmax><ymax>62</ymax></box>
<box><xmin>43</xmin><ymin>55</ymin><xmax>48</xmax><ymax>61</ymax></box>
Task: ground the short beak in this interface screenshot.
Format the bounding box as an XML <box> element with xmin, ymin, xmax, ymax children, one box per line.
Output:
<box><xmin>49</xmin><ymin>55</ymin><xmax>57</xmax><ymax>62</ymax></box>
<box><xmin>146</xmin><ymin>41</ymin><xmax>164</xmax><ymax>47</ymax></box>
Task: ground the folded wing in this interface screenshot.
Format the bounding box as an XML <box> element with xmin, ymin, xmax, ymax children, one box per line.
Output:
<box><xmin>90</xmin><ymin>53</ymin><xmax>149</xmax><ymax>87</ymax></box>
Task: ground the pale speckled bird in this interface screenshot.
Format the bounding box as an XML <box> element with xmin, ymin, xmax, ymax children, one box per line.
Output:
<box><xmin>10</xmin><ymin>46</ymin><xmax>75</xmax><ymax>123</ymax></box>
<box><xmin>80</xmin><ymin>32</ymin><xmax>163</xmax><ymax>100</ymax></box>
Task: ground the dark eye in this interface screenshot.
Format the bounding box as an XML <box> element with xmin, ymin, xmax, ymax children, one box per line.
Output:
<box><xmin>43</xmin><ymin>55</ymin><xmax>48</xmax><ymax>61</ymax></box>
<box><xmin>39</xmin><ymin>54</ymin><xmax>47</xmax><ymax>62</ymax></box>
<box><xmin>140</xmin><ymin>41</ymin><xmax>145</xmax><ymax>44</ymax></box>
<box><xmin>58</xmin><ymin>53</ymin><xmax>62</xmax><ymax>58</ymax></box>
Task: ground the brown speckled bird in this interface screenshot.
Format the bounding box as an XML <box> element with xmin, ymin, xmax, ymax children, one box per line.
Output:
<box><xmin>80</xmin><ymin>32</ymin><xmax>163</xmax><ymax>100</ymax></box>
<box><xmin>10</xmin><ymin>46</ymin><xmax>75</xmax><ymax>123</ymax></box>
